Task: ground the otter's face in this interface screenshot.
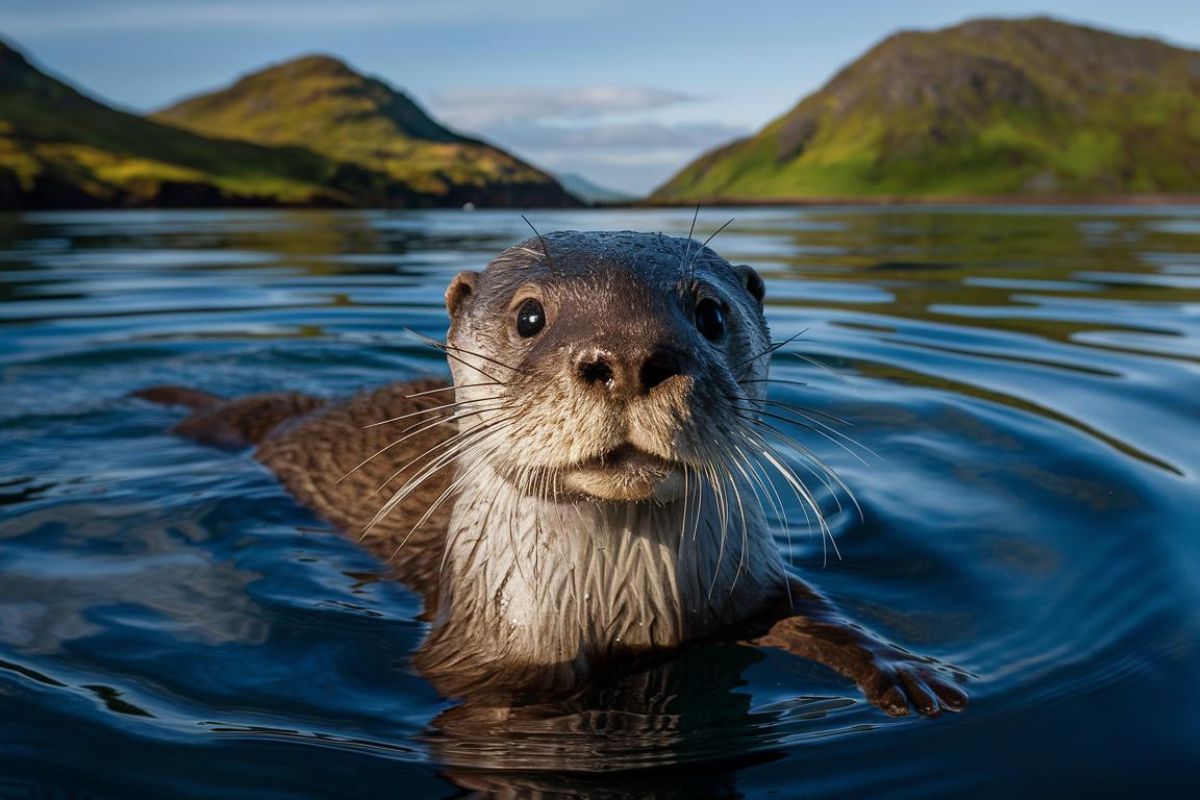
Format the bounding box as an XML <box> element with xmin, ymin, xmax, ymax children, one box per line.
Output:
<box><xmin>443</xmin><ymin>231</ymin><xmax>769</xmax><ymax>504</ymax></box>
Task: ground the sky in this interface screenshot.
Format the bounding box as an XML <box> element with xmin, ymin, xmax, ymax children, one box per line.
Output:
<box><xmin>5</xmin><ymin>0</ymin><xmax>1200</xmax><ymax>195</ymax></box>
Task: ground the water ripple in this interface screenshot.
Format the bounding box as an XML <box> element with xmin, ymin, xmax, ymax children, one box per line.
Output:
<box><xmin>1</xmin><ymin>207</ymin><xmax>1198</xmax><ymax>798</ymax></box>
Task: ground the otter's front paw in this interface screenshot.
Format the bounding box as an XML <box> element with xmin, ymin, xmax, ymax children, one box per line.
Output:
<box><xmin>859</xmin><ymin>652</ymin><xmax>968</xmax><ymax>717</ymax></box>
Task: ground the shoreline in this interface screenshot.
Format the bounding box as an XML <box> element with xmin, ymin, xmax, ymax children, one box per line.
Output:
<box><xmin>629</xmin><ymin>193</ymin><xmax>1200</xmax><ymax>209</ymax></box>
<box><xmin>7</xmin><ymin>193</ymin><xmax>1200</xmax><ymax>214</ymax></box>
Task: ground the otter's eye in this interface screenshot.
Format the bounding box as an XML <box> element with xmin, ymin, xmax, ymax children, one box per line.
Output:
<box><xmin>516</xmin><ymin>298</ymin><xmax>545</xmax><ymax>337</ymax></box>
<box><xmin>695</xmin><ymin>298</ymin><xmax>726</xmax><ymax>341</ymax></box>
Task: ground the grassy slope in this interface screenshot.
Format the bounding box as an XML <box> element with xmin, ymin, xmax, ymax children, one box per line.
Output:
<box><xmin>653</xmin><ymin>18</ymin><xmax>1200</xmax><ymax>201</ymax></box>
<box><xmin>0</xmin><ymin>42</ymin><xmax>383</xmax><ymax>208</ymax></box>
<box><xmin>153</xmin><ymin>55</ymin><xmax>572</xmax><ymax>203</ymax></box>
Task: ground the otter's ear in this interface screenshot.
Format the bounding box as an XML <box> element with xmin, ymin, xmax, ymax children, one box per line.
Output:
<box><xmin>445</xmin><ymin>271</ymin><xmax>478</xmax><ymax>318</ymax></box>
<box><xmin>736</xmin><ymin>265</ymin><xmax>765</xmax><ymax>304</ymax></box>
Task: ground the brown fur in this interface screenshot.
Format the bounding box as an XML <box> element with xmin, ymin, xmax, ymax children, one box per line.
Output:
<box><xmin>254</xmin><ymin>379</ymin><xmax>458</xmax><ymax>607</ymax></box>
<box><xmin>136</xmin><ymin>230</ymin><xmax>967</xmax><ymax>718</ymax></box>
<box><xmin>138</xmin><ymin>380</ymin><xmax>456</xmax><ymax>607</ymax></box>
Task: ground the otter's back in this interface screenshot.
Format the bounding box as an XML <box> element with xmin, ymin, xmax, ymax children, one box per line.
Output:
<box><xmin>255</xmin><ymin>379</ymin><xmax>457</xmax><ymax>605</ymax></box>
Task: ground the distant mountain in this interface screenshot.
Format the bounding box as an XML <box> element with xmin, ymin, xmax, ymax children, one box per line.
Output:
<box><xmin>554</xmin><ymin>172</ymin><xmax>637</xmax><ymax>205</ymax></box>
<box><xmin>653</xmin><ymin>18</ymin><xmax>1200</xmax><ymax>202</ymax></box>
<box><xmin>0</xmin><ymin>42</ymin><xmax>576</xmax><ymax>209</ymax></box>
<box><xmin>0</xmin><ymin>41</ymin><xmax>390</xmax><ymax>209</ymax></box>
<box><xmin>154</xmin><ymin>55</ymin><xmax>576</xmax><ymax>208</ymax></box>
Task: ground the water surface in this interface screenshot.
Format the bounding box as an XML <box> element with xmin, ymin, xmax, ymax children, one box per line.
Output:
<box><xmin>1</xmin><ymin>207</ymin><xmax>1198</xmax><ymax>797</ymax></box>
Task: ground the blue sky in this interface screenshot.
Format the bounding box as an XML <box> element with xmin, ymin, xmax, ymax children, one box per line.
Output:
<box><xmin>6</xmin><ymin>1</ymin><xmax>1199</xmax><ymax>194</ymax></box>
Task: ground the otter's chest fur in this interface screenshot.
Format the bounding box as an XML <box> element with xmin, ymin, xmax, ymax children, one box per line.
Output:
<box><xmin>418</xmin><ymin>467</ymin><xmax>786</xmax><ymax>690</ymax></box>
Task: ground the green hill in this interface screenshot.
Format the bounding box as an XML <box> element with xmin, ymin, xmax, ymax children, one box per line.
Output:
<box><xmin>0</xmin><ymin>41</ymin><xmax>395</xmax><ymax>209</ymax></box>
<box><xmin>154</xmin><ymin>54</ymin><xmax>575</xmax><ymax>208</ymax></box>
<box><xmin>0</xmin><ymin>41</ymin><xmax>575</xmax><ymax>209</ymax></box>
<box><xmin>652</xmin><ymin>18</ymin><xmax>1200</xmax><ymax>202</ymax></box>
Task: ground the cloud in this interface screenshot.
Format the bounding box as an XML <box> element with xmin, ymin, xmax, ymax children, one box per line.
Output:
<box><xmin>486</xmin><ymin>120</ymin><xmax>744</xmax><ymax>151</ymax></box>
<box><xmin>432</xmin><ymin>86</ymin><xmax>699</xmax><ymax>129</ymax></box>
<box><xmin>457</xmin><ymin>118</ymin><xmax>748</xmax><ymax>195</ymax></box>
<box><xmin>428</xmin><ymin>83</ymin><xmax>744</xmax><ymax>194</ymax></box>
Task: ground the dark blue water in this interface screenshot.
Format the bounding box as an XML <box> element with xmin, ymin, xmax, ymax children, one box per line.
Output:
<box><xmin>1</xmin><ymin>207</ymin><xmax>1198</xmax><ymax>798</ymax></box>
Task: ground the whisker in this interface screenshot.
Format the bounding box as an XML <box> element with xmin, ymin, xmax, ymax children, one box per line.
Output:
<box><xmin>390</xmin><ymin>469</ymin><xmax>474</xmax><ymax>563</ymax></box>
<box><xmin>736</xmin><ymin>393</ymin><xmax>851</xmax><ymax>426</ymax></box>
<box><xmin>739</xmin><ymin>445</ymin><xmax>795</xmax><ymax>605</ymax></box>
<box><xmin>339</xmin><ymin>404</ymin><xmax>509</xmax><ymax>485</ymax></box>
<box><xmin>738</xmin><ymin>414</ymin><xmax>855</xmax><ymax>516</ymax></box>
<box><xmin>405</xmin><ymin>328</ymin><xmax>526</xmax><ymax>377</ymax></box>
<box><xmin>748</xmin><ymin>434</ymin><xmax>840</xmax><ymax>566</ymax></box>
<box><xmin>779</xmin><ymin>350</ymin><xmax>853</xmax><ymax>388</ymax></box>
<box><xmin>734</xmin><ymin>404</ymin><xmax>871</xmax><ymax>465</ymax></box>
<box><xmin>744</xmin><ymin>397</ymin><xmax>876</xmax><ymax>458</ymax></box>
<box><xmin>404</xmin><ymin>381</ymin><xmax>503</xmax><ymax>399</ymax></box>
<box><xmin>678</xmin><ymin>462</ymin><xmax>691</xmax><ymax>550</ymax></box>
<box><xmin>732</xmin><ymin>328</ymin><xmax>810</xmax><ymax>372</ymax></box>
<box><xmin>366</xmin><ymin>420</ymin><xmax>515</xmax><ymax>535</ymax></box>
<box><xmin>706</xmin><ymin>459</ymin><xmax>732</xmax><ymax>602</ymax></box>
<box><xmin>744</xmin><ymin>431</ymin><xmax>859</xmax><ymax>563</ymax></box>
<box><xmin>522</xmin><ymin>214</ymin><xmax>555</xmax><ymax>271</ymax></box>
<box><xmin>692</xmin><ymin>460</ymin><xmax>706</xmax><ymax>547</ymax></box>
<box><xmin>364</xmin><ymin>394</ymin><xmax>505</xmax><ymax>429</ymax></box>
<box><xmin>687</xmin><ymin>217</ymin><xmax>735</xmax><ymax>279</ymax></box>
<box><xmin>739</xmin><ymin>420</ymin><xmax>842</xmax><ymax>515</ymax></box>
<box><xmin>697</xmin><ymin>217</ymin><xmax>734</xmax><ymax>252</ymax></box>
<box><xmin>738</xmin><ymin>377</ymin><xmax>810</xmax><ymax>388</ymax></box>
<box><xmin>386</xmin><ymin>434</ymin><xmax>512</xmax><ymax>558</ymax></box>
<box><xmin>369</xmin><ymin>416</ymin><xmax>513</xmax><ymax>498</ymax></box>
<box><xmin>723</xmin><ymin>447</ymin><xmax>761</xmax><ymax>596</ymax></box>
<box><xmin>680</xmin><ymin>204</ymin><xmax>701</xmax><ymax>276</ymax></box>
<box><xmin>737</xmin><ymin>442</ymin><xmax>790</xmax><ymax>549</ymax></box>
<box><xmin>436</xmin><ymin>346</ymin><xmax>504</xmax><ymax>383</ymax></box>
<box><xmin>749</xmin><ymin>440</ymin><xmax>818</xmax><ymax>543</ymax></box>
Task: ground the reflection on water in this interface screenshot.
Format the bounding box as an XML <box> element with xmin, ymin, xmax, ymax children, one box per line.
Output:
<box><xmin>0</xmin><ymin>207</ymin><xmax>1198</xmax><ymax>798</ymax></box>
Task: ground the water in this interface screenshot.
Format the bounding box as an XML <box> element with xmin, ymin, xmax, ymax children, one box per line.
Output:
<box><xmin>1</xmin><ymin>207</ymin><xmax>1198</xmax><ymax>798</ymax></box>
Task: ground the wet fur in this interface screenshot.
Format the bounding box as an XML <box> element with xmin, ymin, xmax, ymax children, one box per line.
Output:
<box><xmin>137</xmin><ymin>230</ymin><xmax>968</xmax><ymax>717</ymax></box>
<box><xmin>136</xmin><ymin>379</ymin><xmax>456</xmax><ymax>606</ymax></box>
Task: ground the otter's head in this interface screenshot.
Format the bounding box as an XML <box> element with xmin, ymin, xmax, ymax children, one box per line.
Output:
<box><xmin>443</xmin><ymin>230</ymin><xmax>769</xmax><ymax>503</ymax></box>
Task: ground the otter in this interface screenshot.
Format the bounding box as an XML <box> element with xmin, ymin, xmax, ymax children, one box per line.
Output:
<box><xmin>136</xmin><ymin>230</ymin><xmax>966</xmax><ymax>717</ymax></box>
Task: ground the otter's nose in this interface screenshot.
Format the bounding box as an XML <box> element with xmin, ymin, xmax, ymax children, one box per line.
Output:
<box><xmin>574</xmin><ymin>347</ymin><xmax>687</xmax><ymax>397</ymax></box>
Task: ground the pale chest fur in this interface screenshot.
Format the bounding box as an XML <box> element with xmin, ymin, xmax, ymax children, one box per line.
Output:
<box><xmin>432</xmin><ymin>466</ymin><xmax>787</xmax><ymax>668</ymax></box>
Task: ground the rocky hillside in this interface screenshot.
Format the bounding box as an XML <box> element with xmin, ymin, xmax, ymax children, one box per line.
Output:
<box><xmin>0</xmin><ymin>42</ymin><xmax>394</xmax><ymax>209</ymax></box>
<box><xmin>154</xmin><ymin>55</ymin><xmax>575</xmax><ymax>208</ymax></box>
<box><xmin>653</xmin><ymin>18</ymin><xmax>1200</xmax><ymax>202</ymax></box>
<box><xmin>0</xmin><ymin>42</ymin><xmax>575</xmax><ymax>209</ymax></box>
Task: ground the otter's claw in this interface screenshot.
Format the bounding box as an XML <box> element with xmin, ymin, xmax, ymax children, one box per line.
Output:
<box><xmin>750</xmin><ymin>593</ymin><xmax>970</xmax><ymax>719</ymax></box>
<box><xmin>861</xmin><ymin>655</ymin><xmax>968</xmax><ymax>717</ymax></box>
